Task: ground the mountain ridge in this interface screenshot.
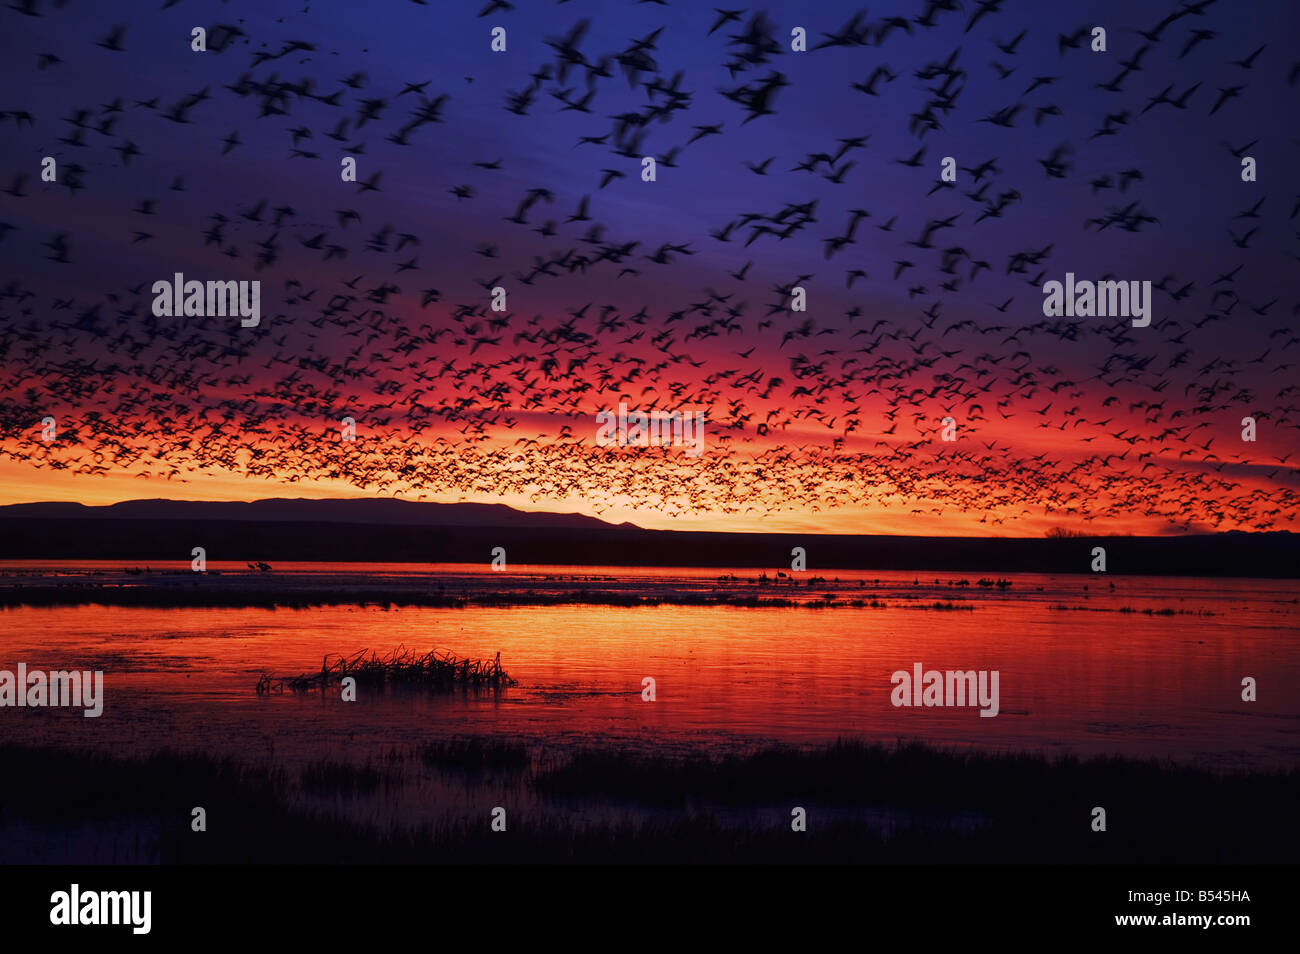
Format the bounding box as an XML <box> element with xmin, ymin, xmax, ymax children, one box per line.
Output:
<box><xmin>0</xmin><ymin>497</ymin><xmax>632</xmax><ymax>530</ymax></box>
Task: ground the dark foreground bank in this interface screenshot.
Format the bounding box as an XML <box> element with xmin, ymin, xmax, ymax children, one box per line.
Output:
<box><xmin>1</xmin><ymin>738</ymin><xmax>1295</xmax><ymax>864</ymax></box>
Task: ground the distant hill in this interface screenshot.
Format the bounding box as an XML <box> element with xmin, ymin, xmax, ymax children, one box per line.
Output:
<box><xmin>0</xmin><ymin>497</ymin><xmax>628</xmax><ymax>531</ymax></box>
<box><xmin>0</xmin><ymin>498</ymin><xmax>1295</xmax><ymax>576</ymax></box>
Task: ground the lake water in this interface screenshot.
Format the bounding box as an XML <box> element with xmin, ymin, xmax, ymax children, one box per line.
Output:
<box><xmin>1</xmin><ymin>562</ymin><xmax>1297</xmax><ymax>772</ymax></box>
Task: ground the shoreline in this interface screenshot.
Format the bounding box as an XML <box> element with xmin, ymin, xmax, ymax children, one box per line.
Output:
<box><xmin>0</xmin><ymin>582</ymin><xmax>990</xmax><ymax>610</ymax></box>
<box><xmin>0</xmin><ymin>565</ymin><xmax>1269</xmax><ymax>610</ymax></box>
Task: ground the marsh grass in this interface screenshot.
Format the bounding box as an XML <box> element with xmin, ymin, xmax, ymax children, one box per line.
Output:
<box><xmin>417</xmin><ymin>737</ymin><xmax>531</xmax><ymax>773</ymax></box>
<box><xmin>2</xmin><ymin>738</ymin><xmax>1294</xmax><ymax>863</ymax></box>
<box><xmin>256</xmin><ymin>646</ymin><xmax>516</xmax><ymax>694</ymax></box>
<box><xmin>300</xmin><ymin>758</ymin><xmax>385</xmax><ymax>795</ymax></box>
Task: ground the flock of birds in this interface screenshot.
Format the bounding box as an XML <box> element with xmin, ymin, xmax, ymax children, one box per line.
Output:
<box><xmin>1</xmin><ymin>0</ymin><xmax>1297</xmax><ymax>533</ymax></box>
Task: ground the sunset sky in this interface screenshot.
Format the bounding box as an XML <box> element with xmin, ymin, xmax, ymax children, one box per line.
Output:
<box><xmin>1</xmin><ymin>0</ymin><xmax>1297</xmax><ymax>535</ymax></box>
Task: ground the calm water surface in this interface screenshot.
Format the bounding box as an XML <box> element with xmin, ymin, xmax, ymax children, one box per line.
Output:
<box><xmin>1</xmin><ymin>562</ymin><xmax>1296</xmax><ymax>772</ymax></box>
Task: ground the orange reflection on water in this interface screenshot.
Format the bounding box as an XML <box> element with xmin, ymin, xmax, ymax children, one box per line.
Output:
<box><xmin>1</xmin><ymin>565</ymin><xmax>1296</xmax><ymax>772</ymax></box>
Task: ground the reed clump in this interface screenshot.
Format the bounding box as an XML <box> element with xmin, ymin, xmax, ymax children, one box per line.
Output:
<box><xmin>256</xmin><ymin>646</ymin><xmax>516</xmax><ymax>694</ymax></box>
